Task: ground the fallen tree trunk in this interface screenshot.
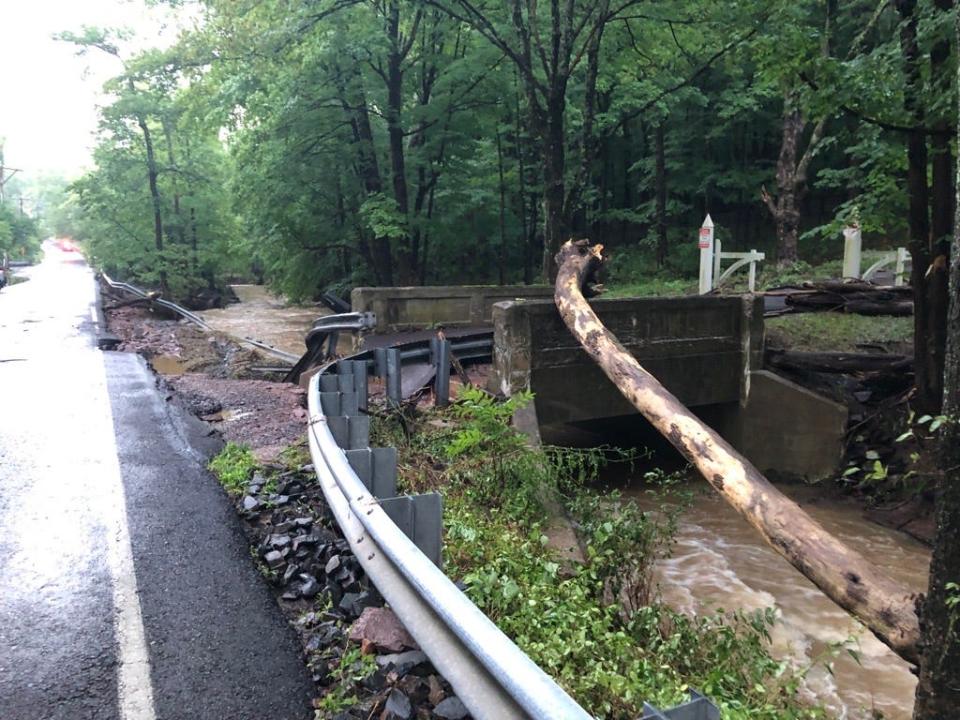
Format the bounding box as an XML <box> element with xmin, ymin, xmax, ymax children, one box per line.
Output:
<box><xmin>765</xmin><ymin>349</ymin><xmax>913</xmax><ymax>374</ymax></box>
<box><xmin>554</xmin><ymin>239</ymin><xmax>921</xmax><ymax>664</ymax></box>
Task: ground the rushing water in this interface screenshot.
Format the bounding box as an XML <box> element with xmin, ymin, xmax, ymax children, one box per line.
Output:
<box><xmin>620</xmin><ymin>480</ymin><xmax>929</xmax><ymax>719</ymax></box>
<box><xmin>197</xmin><ymin>285</ymin><xmax>325</xmax><ymax>357</ymax></box>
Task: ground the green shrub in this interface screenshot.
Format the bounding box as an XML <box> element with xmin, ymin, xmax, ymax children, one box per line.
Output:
<box><xmin>208</xmin><ymin>442</ymin><xmax>257</xmax><ymax>495</ymax></box>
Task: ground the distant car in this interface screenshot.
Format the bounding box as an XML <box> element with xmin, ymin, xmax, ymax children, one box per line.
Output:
<box><xmin>57</xmin><ymin>238</ymin><xmax>79</xmax><ymax>253</ymax></box>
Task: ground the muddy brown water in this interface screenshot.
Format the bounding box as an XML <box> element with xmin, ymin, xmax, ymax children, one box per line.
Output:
<box><xmin>197</xmin><ymin>285</ymin><xmax>325</xmax><ymax>357</ymax></box>
<box><xmin>621</xmin><ymin>480</ymin><xmax>929</xmax><ymax>719</ymax></box>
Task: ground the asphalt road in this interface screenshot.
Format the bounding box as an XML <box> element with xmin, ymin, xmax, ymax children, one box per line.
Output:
<box><xmin>0</xmin><ymin>244</ymin><xmax>313</xmax><ymax>720</ymax></box>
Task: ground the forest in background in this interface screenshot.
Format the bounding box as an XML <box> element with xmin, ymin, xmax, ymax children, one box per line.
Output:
<box><xmin>22</xmin><ymin>0</ymin><xmax>954</xmax><ymax>304</ymax></box>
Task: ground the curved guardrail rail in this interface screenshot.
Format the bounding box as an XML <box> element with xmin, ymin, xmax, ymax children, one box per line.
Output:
<box><xmin>307</xmin><ymin>355</ymin><xmax>594</xmax><ymax>720</ymax></box>
<box><xmin>100</xmin><ymin>273</ymin><xmax>304</xmax><ymax>364</ymax></box>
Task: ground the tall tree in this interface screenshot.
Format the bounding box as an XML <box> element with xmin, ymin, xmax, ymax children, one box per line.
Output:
<box><xmin>912</xmin><ymin>9</ymin><xmax>960</xmax><ymax>715</ymax></box>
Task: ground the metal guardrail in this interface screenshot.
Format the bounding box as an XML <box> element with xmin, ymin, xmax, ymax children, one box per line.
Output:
<box><xmin>307</xmin><ymin>358</ymin><xmax>594</xmax><ymax>719</ymax></box>
<box><xmin>99</xmin><ymin>273</ymin><xmax>302</xmax><ymax>364</ymax></box>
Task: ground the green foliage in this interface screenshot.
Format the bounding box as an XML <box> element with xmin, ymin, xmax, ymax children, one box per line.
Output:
<box><xmin>57</xmin><ymin>0</ymin><xmax>955</xmax><ymax>292</ymax></box>
<box><xmin>208</xmin><ymin>442</ymin><xmax>256</xmax><ymax>495</ymax></box>
<box><xmin>314</xmin><ymin>645</ymin><xmax>376</xmax><ymax>715</ymax></box>
<box><xmin>387</xmin><ymin>392</ymin><xmax>822</xmax><ymax>719</ymax></box>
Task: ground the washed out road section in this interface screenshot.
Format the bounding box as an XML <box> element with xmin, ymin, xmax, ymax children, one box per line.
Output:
<box><xmin>0</xmin><ymin>245</ymin><xmax>312</xmax><ymax>719</ymax></box>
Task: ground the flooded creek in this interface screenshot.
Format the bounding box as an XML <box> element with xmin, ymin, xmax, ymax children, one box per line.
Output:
<box><xmin>621</xmin><ymin>480</ymin><xmax>929</xmax><ymax>719</ymax></box>
<box><xmin>197</xmin><ymin>284</ymin><xmax>324</xmax><ymax>357</ymax></box>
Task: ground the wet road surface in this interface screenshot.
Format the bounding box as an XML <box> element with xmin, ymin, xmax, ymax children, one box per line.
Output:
<box><xmin>0</xmin><ymin>245</ymin><xmax>313</xmax><ymax>719</ymax></box>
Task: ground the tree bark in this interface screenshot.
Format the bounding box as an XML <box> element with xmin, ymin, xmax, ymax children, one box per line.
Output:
<box><xmin>655</xmin><ymin>123</ymin><xmax>667</xmax><ymax>267</ymax></box>
<box><xmin>554</xmin><ymin>239</ymin><xmax>922</xmax><ymax>664</ymax></box>
<box><xmin>897</xmin><ymin>0</ymin><xmax>941</xmax><ymax>413</ymax></box>
<box><xmin>541</xmin><ymin>95</ymin><xmax>567</xmax><ymax>281</ymax></box>
<box><xmin>136</xmin><ymin>114</ymin><xmax>168</xmax><ymax>296</ymax></box>
<box><xmin>386</xmin><ymin>1</ymin><xmax>416</xmax><ymax>285</ymax></box>
<box><xmin>912</xmin><ymin>6</ymin><xmax>960</xmax><ymax>715</ymax></box>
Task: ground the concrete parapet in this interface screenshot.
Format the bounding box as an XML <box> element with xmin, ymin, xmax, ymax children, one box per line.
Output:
<box><xmin>492</xmin><ymin>295</ymin><xmax>764</xmax><ymax>425</ymax></box>
<box><xmin>351</xmin><ymin>285</ymin><xmax>553</xmax><ymax>333</ymax></box>
<box><xmin>492</xmin><ymin>295</ymin><xmax>845</xmax><ymax>480</ymax></box>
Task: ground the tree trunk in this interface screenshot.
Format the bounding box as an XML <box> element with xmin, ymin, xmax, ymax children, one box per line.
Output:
<box><xmin>769</xmin><ymin>101</ymin><xmax>804</xmax><ymax>264</ymax></box>
<box><xmin>913</xmin><ymin>256</ymin><xmax>960</xmax><ymax>713</ymax></box>
<box><xmin>912</xmin><ymin>7</ymin><xmax>960</xmax><ymax>715</ymax></box>
<box><xmin>541</xmin><ymin>95</ymin><xmax>567</xmax><ymax>281</ymax></box>
<box><xmin>655</xmin><ymin>123</ymin><xmax>667</xmax><ymax>266</ymax></box>
<box><xmin>137</xmin><ymin>114</ymin><xmax>168</xmax><ymax>296</ymax></box>
<box><xmin>348</xmin><ymin>87</ymin><xmax>393</xmax><ymax>286</ymax></box>
<box><xmin>497</xmin><ymin>128</ymin><xmax>507</xmax><ymax>285</ymax></box>
<box><xmin>898</xmin><ymin>0</ymin><xmax>940</xmax><ymax>413</ymax></box>
<box><xmin>554</xmin><ymin>239</ymin><xmax>921</xmax><ymax>664</ymax></box>
<box><xmin>386</xmin><ymin>13</ymin><xmax>416</xmax><ymax>285</ymax></box>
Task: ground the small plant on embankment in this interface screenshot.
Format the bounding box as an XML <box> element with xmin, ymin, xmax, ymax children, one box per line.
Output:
<box><xmin>209</xmin><ymin>442</ymin><xmax>257</xmax><ymax>495</ymax></box>
<box><xmin>374</xmin><ymin>388</ymin><xmax>824</xmax><ymax>719</ymax></box>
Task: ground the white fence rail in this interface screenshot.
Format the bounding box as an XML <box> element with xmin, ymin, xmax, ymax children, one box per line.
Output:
<box><xmin>697</xmin><ymin>216</ymin><xmax>765</xmax><ymax>293</ymax></box>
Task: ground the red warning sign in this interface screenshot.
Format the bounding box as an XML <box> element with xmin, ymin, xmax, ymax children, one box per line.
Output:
<box><xmin>698</xmin><ymin>227</ymin><xmax>712</xmax><ymax>249</ymax></box>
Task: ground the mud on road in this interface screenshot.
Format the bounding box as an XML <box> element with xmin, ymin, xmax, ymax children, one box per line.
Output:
<box><xmin>105</xmin><ymin>305</ymin><xmax>308</xmax><ymax>462</ymax></box>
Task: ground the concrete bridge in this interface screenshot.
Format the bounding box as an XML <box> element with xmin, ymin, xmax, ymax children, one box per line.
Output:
<box><xmin>353</xmin><ymin>286</ymin><xmax>847</xmax><ymax>480</ymax></box>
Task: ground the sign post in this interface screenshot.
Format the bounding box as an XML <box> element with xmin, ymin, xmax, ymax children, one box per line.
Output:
<box><xmin>842</xmin><ymin>224</ymin><xmax>862</xmax><ymax>279</ymax></box>
<box><xmin>698</xmin><ymin>214</ymin><xmax>715</xmax><ymax>294</ymax></box>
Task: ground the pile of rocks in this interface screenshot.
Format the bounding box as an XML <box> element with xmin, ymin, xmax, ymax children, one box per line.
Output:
<box><xmin>236</xmin><ymin>466</ymin><xmax>471</xmax><ymax>720</ymax></box>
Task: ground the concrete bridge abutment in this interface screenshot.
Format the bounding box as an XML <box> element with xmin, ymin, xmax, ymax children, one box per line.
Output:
<box><xmin>491</xmin><ymin>295</ymin><xmax>846</xmax><ymax>481</ymax></box>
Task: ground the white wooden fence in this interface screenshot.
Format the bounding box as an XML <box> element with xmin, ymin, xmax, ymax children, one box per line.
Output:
<box><xmin>697</xmin><ymin>215</ymin><xmax>765</xmax><ymax>294</ymax></box>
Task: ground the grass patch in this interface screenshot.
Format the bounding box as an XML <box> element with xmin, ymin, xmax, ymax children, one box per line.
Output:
<box><xmin>208</xmin><ymin>442</ymin><xmax>257</xmax><ymax>495</ymax></box>
<box><xmin>377</xmin><ymin>389</ymin><xmax>824</xmax><ymax>719</ymax></box>
<box><xmin>604</xmin><ymin>277</ymin><xmax>695</xmax><ymax>298</ymax></box>
<box><xmin>767</xmin><ymin>313</ymin><xmax>913</xmax><ymax>353</ymax></box>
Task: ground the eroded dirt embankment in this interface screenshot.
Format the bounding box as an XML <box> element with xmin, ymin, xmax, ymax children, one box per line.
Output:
<box><xmin>107</xmin><ymin>305</ymin><xmax>309</xmax><ymax>462</ymax></box>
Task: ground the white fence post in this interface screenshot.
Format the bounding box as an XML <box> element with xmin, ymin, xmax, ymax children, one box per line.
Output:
<box><xmin>698</xmin><ymin>214</ymin><xmax>715</xmax><ymax>294</ymax></box>
<box><xmin>713</xmin><ymin>238</ymin><xmax>722</xmax><ymax>285</ymax></box>
<box><xmin>895</xmin><ymin>247</ymin><xmax>908</xmax><ymax>287</ymax></box>
<box><xmin>748</xmin><ymin>250</ymin><xmax>758</xmax><ymax>292</ymax></box>
<box><xmin>842</xmin><ymin>225</ymin><xmax>862</xmax><ymax>279</ymax></box>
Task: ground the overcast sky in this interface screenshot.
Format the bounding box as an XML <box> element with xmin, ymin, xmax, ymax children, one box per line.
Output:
<box><xmin>0</xmin><ymin>0</ymin><xmax>189</xmax><ymax>179</ymax></box>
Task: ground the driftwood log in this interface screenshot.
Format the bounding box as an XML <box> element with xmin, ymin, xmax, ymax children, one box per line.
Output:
<box><xmin>765</xmin><ymin>349</ymin><xmax>912</xmax><ymax>374</ymax></box>
<box><xmin>779</xmin><ymin>281</ymin><xmax>914</xmax><ymax>316</ymax></box>
<box><xmin>554</xmin><ymin>239</ymin><xmax>921</xmax><ymax>664</ymax></box>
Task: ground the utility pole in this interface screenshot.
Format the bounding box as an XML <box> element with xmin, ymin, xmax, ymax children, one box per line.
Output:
<box><xmin>0</xmin><ymin>144</ymin><xmax>23</xmax><ymax>204</ymax></box>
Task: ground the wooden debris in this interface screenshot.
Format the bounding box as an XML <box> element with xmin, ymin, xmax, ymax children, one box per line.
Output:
<box><xmin>771</xmin><ymin>280</ymin><xmax>914</xmax><ymax>316</ymax></box>
<box><xmin>765</xmin><ymin>349</ymin><xmax>912</xmax><ymax>374</ymax></box>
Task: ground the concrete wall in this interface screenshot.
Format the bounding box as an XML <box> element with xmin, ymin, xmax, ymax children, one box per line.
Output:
<box><xmin>492</xmin><ymin>296</ymin><xmax>764</xmax><ymax>425</ymax></box>
<box><xmin>351</xmin><ymin>285</ymin><xmax>553</xmax><ymax>333</ymax></box>
<box><xmin>716</xmin><ymin>371</ymin><xmax>848</xmax><ymax>480</ymax></box>
<box><xmin>492</xmin><ymin>296</ymin><xmax>845</xmax><ymax>480</ymax></box>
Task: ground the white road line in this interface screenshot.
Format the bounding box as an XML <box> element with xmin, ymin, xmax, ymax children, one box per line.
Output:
<box><xmin>93</xmin><ymin>349</ymin><xmax>157</xmax><ymax>720</ymax></box>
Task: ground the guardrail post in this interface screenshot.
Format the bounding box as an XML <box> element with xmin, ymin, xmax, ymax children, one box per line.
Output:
<box><xmin>352</xmin><ymin>359</ymin><xmax>368</xmax><ymax>411</ymax></box>
<box><xmin>386</xmin><ymin>348</ymin><xmax>402</xmax><ymax>407</ymax></box>
<box><xmin>432</xmin><ymin>339</ymin><xmax>452</xmax><ymax>407</ymax></box>
<box><xmin>345</xmin><ymin>447</ymin><xmax>398</xmax><ymax>499</ymax></box>
<box><xmin>373</xmin><ymin>347</ymin><xmax>387</xmax><ymax>378</ymax></box>
<box><xmin>379</xmin><ymin>493</ymin><xmax>443</xmax><ymax>568</ymax></box>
